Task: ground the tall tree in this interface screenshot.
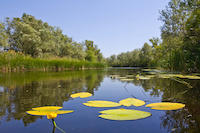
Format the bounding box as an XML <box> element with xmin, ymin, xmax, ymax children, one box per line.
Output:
<box><xmin>183</xmin><ymin>1</ymin><xmax>200</xmax><ymax>72</ymax></box>
<box><xmin>0</xmin><ymin>23</ymin><xmax>9</xmax><ymax>48</ymax></box>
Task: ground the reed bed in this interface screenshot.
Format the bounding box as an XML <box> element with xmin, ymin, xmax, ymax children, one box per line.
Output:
<box><xmin>0</xmin><ymin>51</ymin><xmax>105</xmax><ymax>72</ymax></box>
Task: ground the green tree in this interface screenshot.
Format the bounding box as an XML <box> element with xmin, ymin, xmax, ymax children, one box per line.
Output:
<box><xmin>85</xmin><ymin>40</ymin><xmax>103</xmax><ymax>62</ymax></box>
<box><xmin>139</xmin><ymin>43</ymin><xmax>153</xmax><ymax>67</ymax></box>
<box><xmin>183</xmin><ymin>2</ymin><xmax>200</xmax><ymax>72</ymax></box>
<box><xmin>2</xmin><ymin>13</ymin><xmax>94</xmax><ymax>60</ymax></box>
<box><xmin>0</xmin><ymin>23</ymin><xmax>9</xmax><ymax>48</ymax></box>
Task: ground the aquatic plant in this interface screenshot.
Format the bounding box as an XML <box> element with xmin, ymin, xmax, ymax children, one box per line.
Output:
<box><xmin>70</xmin><ymin>92</ymin><xmax>92</xmax><ymax>98</ymax></box>
<box><xmin>26</xmin><ymin>106</ymin><xmax>73</xmax><ymax>133</ymax></box>
<box><xmin>146</xmin><ymin>102</ymin><xmax>185</xmax><ymax>110</ymax></box>
<box><xmin>119</xmin><ymin>98</ymin><xmax>145</xmax><ymax>107</ymax></box>
<box><xmin>99</xmin><ymin>108</ymin><xmax>151</xmax><ymax>121</ymax></box>
<box><xmin>0</xmin><ymin>51</ymin><xmax>105</xmax><ymax>72</ymax></box>
<box><xmin>83</xmin><ymin>100</ymin><xmax>121</xmax><ymax>107</ymax></box>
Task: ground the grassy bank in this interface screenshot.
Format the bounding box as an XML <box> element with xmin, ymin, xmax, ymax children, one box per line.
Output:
<box><xmin>0</xmin><ymin>51</ymin><xmax>105</xmax><ymax>72</ymax></box>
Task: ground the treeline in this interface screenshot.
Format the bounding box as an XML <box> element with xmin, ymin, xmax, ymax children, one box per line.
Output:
<box><xmin>107</xmin><ymin>0</ymin><xmax>200</xmax><ymax>72</ymax></box>
<box><xmin>0</xmin><ymin>13</ymin><xmax>104</xmax><ymax>62</ymax></box>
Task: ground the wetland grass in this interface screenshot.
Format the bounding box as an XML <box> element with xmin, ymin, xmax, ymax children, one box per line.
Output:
<box><xmin>0</xmin><ymin>51</ymin><xmax>105</xmax><ymax>72</ymax></box>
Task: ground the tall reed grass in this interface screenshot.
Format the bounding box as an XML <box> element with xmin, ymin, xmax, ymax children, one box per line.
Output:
<box><xmin>0</xmin><ymin>51</ymin><xmax>105</xmax><ymax>72</ymax></box>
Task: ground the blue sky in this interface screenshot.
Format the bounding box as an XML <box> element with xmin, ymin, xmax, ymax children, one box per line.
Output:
<box><xmin>0</xmin><ymin>0</ymin><xmax>169</xmax><ymax>57</ymax></box>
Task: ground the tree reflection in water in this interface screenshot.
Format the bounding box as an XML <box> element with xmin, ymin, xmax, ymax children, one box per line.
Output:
<box><xmin>0</xmin><ymin>70</ymin><xmax>105</xmax><ymax>126</ymax></box>
<box><xmin>108</xmin><ymin>69</ymin><xmax>200</xmax><ymax>132</ymax></box>
<box><xmin>0</xmin><ymin>69</ymin><xmax>200</xmax><ymax>132</ymax></box>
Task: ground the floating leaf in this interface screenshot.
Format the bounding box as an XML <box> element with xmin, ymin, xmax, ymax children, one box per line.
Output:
<box><xmin>27</xmin><ymin>110</ymin><xmax>50</xmax><ymax>116</ymax></box>
<box><xmin>120</xmin><ymin>78</ymin><xmax>134</xmax><ymax>81</ymax></box>
<box><xmin>32</xmin><ymin>106</ymin><xmax>62</xmax><ymax>111</ymax></box>
<box><xmin>70</xmin><ymin>92</ymin><xmax>92</xmax><ymax>98</ymax></box>
<box><xmin>99</xmin><ymin>109</ymin><xmax>151</xmax><ymax>120</ymax></box>
<box><xmin>26</xmin><ymin>106</ymin><xmax>74</xmax><ymax>119</ymax></box>
<box><xmin>119</xmin><ymin>98</ymin><xmax>145</xmax><ymax>107</ymax></box>
<box><xmin>157</xmin><ymin>74</ymin><xmax>183</xmax><ymax>79</ymax></box>
<box><xmin>142</xmin><ymin>69</ymin><xmax>160</xmax><ymax>72</ymax></box>
<box><xmin>83</xmin><ymin>100</ymin><xmax>121</xmax><ymax>107</ymax></box>
<box><xmin>178</xmin><ymin>75</ymin><xmax>200</xmax><ymax>80</ymax></box>
<box><xmin>146</xmin><ymin>102</ymin><xmax>185</xmax><ymax>110</ymax></box>
<box><xmin>137</xmin><ymin>76</ymin><xmax>151</xmax><ymax>80</ymax></box>
<box><xmin>27</xmin><ymin>110</ymin><xmax>73</xmax><ymax>115</ymax></box>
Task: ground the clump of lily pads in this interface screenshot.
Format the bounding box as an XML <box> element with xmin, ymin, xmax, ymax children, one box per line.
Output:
<box><xmin>82</xmin><ymin>98</ymin><xmax>185</xmax><ymax>121</ymax></box>
<box><xmin>26</xmin><ymin>90</ymin><xmax>186</xmax><ymax>130</ymax></box>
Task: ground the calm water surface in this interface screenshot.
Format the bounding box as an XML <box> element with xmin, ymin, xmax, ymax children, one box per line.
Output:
<box><xmin>0</xmin><ymin>69</ymin><xmax>200</xmax><ymax>133</ymax></box>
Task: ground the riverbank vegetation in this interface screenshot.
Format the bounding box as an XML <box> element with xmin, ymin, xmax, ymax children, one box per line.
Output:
<box><xmin>0</xmin><ymin>13</ymin><xmax>105</xmax><ymax>71</ymax></box>
<box><xmin>107</xmin><ymin>0</ymin><xmax>200</xmax><ymax>73</ymax></box>
<box><xmin>0</xmin><ymin>50</ymin><xmax>104</xmax><ymax>72</ymax></box>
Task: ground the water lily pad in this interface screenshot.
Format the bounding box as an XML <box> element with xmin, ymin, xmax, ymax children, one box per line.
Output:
<box><xmin>83</xmin><ymin>100</ymin><xmax>121</xmax><ymax>107</ymax></box>
<box><xmin>99</xmin><ymin>109</ymin><xmax>151</xmax><ymax>120</ymax></box>
<box><xmin>178</xmin><ymin>75</ymin><xmax>200</xmax><ymax>79</ymax></box>
<box><xmin>146</xmin><ymin>102</ymin><xmax>185</xmax><ymax>110</ymax></box>
<box><xmin>119</xmin><ymin>98</ymin><xmax>145</xmax><ymax>107</ymax></box>
<box><xmin>157</xmin><ymin>74</ymin><xmax>183</xmax><ymax>79</ymax></box>
<box><xmin>27</xmin><ymin>110</ymin><xmax>74</xmax><ymax>115</ymax></box>
<box><xmin>137</xmin><ymin>76</ymin><xmax>151</xmax><ymax>80</ymax></box>
<box><xmin>32</xmin><ymin>106</ymin><xmax>62</xmax><ymax>111</ymax></box>
<box><xmin>120</xmin><ymin>78</ymin><xmax>134</xmax><ymax>81</ymax></box>
<box><xmin>70</xmin><ymin>92</ymin><xmax>92</xmax><ymax>98</ymax></box>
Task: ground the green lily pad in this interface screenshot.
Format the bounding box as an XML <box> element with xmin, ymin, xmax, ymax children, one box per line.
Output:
<box><xmin>146</xmin><ymin>102</ymin><xmax>185</xmax><ymax>110</ymax></box>
<box><xmin>119</xmin><ymin>98</ymin><xmax>145</xmax><ymax>107</ymax></box>
<box><xmin>83</xmin><ymin>100</ymin><xmax>121</xmax><ymax>107</ymax></box>
<box><xmin>99</xmin><ymin>109</ymin><xmax>151</xmax><ymax>121</ymax></box>
<box><xmin>32</xmin><ymin>106</ymin><xmax>62</xmax><ymax>111</ymax></box>
<box><xmin>120</xmin><ymin>78</ymin><xmax>134</xmax><ymax>81</ymax></box>
<box><xmin>178</xmin><ymin>75</ymin><xmax>200</xmax><ymax>79</ymax></box>
<box><xmin>137</xmin><ymin>76</ymin><xmax>151</xmax><ymax>80</ymax></box>
<box><xmin>70</xmin><ymin>92</ymin><xmax>92</xmax><ymax>98</ymax></box>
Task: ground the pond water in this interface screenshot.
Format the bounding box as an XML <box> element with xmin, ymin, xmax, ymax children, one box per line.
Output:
<box><xmin>0</xmin><ymin>68</ymin><xmax>200</xmax><ymax>133</ymax></box>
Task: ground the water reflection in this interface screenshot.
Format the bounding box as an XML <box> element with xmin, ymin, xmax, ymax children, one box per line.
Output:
<box><xmin>107</xmin><ymin>69</ymin><xmax>200</xmax><ymax>132</ymax></box>
<box><xmin>0</xmin><ymin>70</ymin><xmax>105</xmax><ymax>126</ymax></box>
<box><xmin>0</xmin><ymin>69</ymin><xmax>200</xmax><ymax>132</ymax></box>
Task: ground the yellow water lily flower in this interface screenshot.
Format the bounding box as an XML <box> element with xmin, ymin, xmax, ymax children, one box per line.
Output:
<box><xmin>26</xmin><ymin>106</ymin><xmax>74</xmax><ymax>119</ymax></box>
<box><xmin>70</xmin><ymin>92</ymin><xmax>92</xmax><ymax>98</ymax></box>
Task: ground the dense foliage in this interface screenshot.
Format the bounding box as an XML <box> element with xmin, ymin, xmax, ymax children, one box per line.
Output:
<box><xmin>107</xmin><ymin>0</ymin><xmax>200</xmax><ymax>72</ymax></box>
<box><xmin>0</xmin><ymin>13</ymin><xmax>103</xmax><ymax>62</ymax></box>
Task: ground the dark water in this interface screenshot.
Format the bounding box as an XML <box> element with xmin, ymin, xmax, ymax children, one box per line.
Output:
<box><xmin>0</xmin><ymin>69</ymin><xmax>200</xmax><ymax>133</ymax></box>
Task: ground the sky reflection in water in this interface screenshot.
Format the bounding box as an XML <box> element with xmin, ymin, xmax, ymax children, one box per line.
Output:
<box><xmin>0</xmin><ymin>69</ymin><xmax>199</xmax><ymax>133</ymax></box>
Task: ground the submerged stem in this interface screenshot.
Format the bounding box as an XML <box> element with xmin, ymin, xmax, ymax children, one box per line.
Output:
<box><xmin>51</xmin><ymin>119</ymin><xmax>66</xmax><ymax>133</ymax></box>
<box><xmin>52</xmin><ymin>119</ymin><xmax>57</xmax><ymax>127</ymax></box>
